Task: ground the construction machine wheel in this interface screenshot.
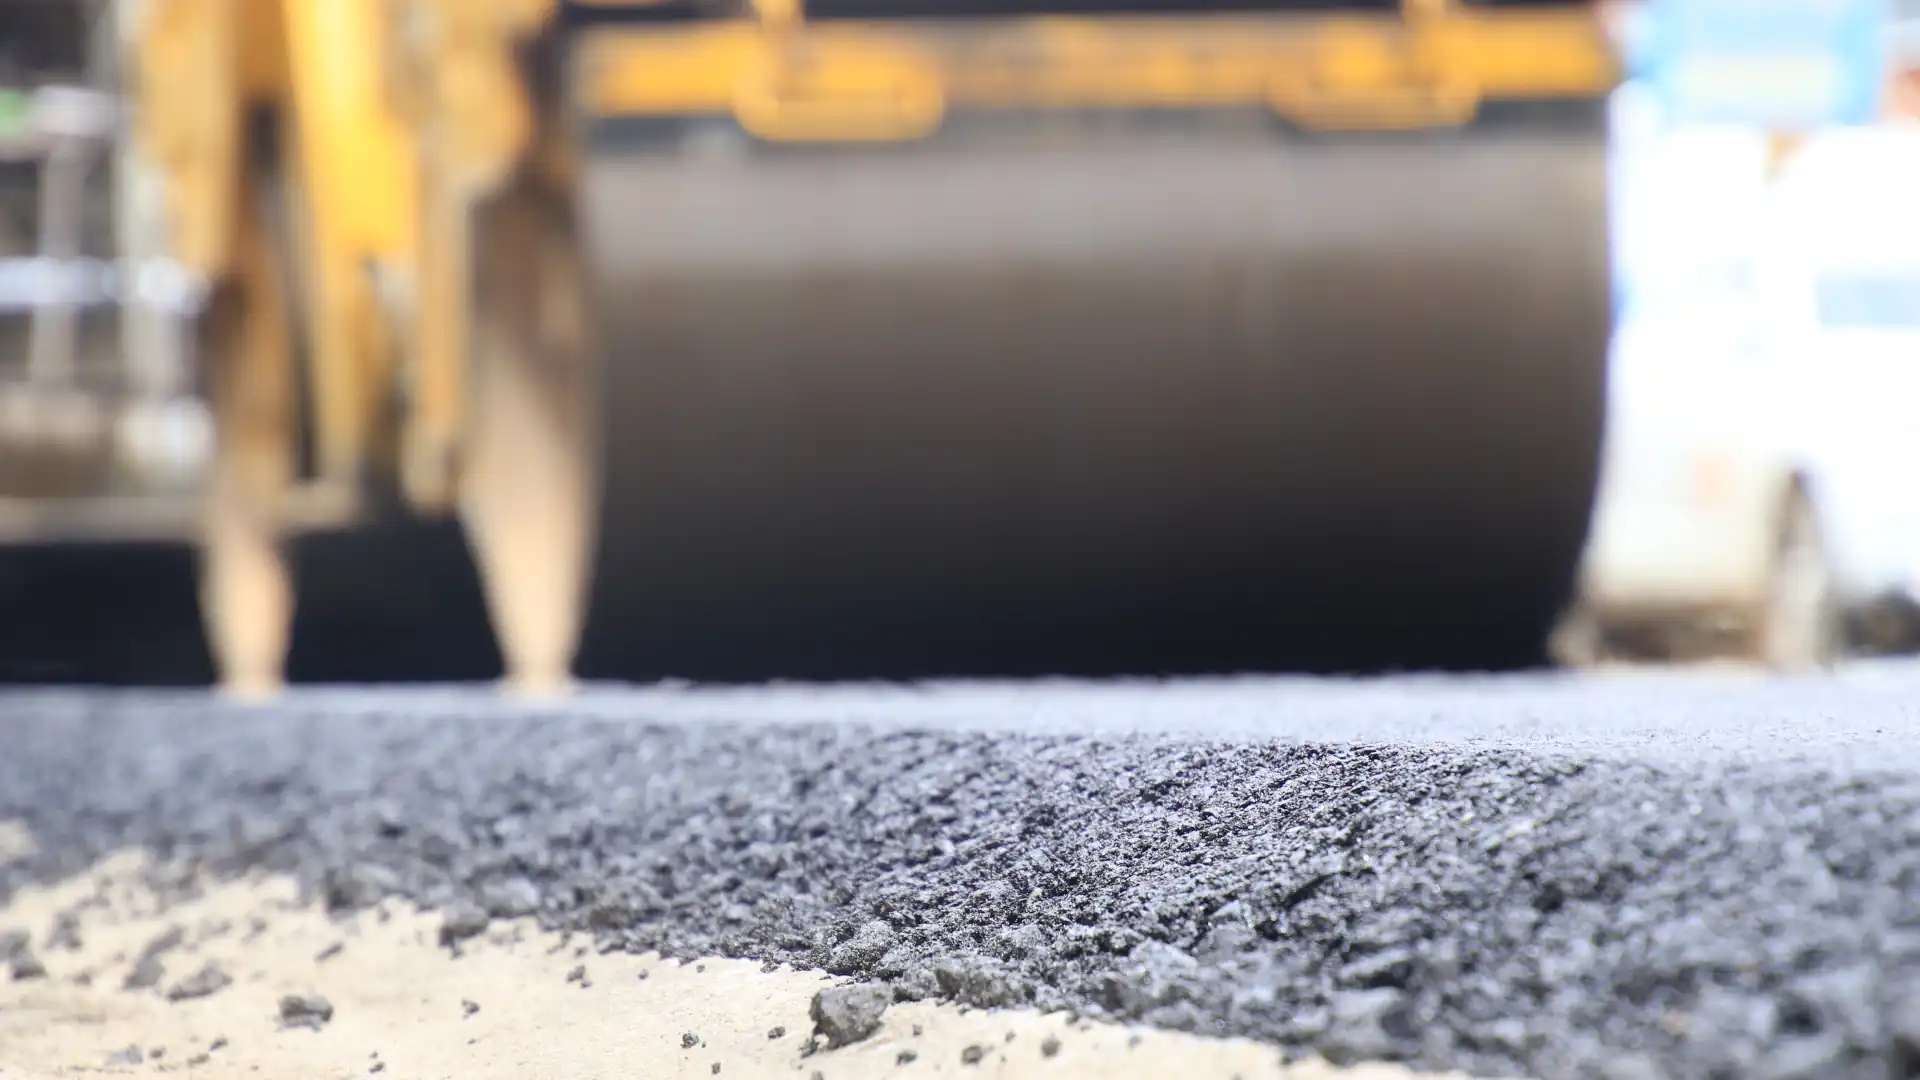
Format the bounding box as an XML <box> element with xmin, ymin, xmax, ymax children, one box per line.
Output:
<box><xmin>570</xmin><ymin>112</ymin><xmax>1613</xmax><ymax>681</ymax></box>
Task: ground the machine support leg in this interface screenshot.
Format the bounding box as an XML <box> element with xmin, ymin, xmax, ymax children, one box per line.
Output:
<box><xmin>198</xmin><ymin>182</ymin><xmax>296</xmax><ymax>700</ymax></box>
<box><xmin>459</xmin><ymin>181</ymin><xmax>598</xmax><ymax>697</ymax></box>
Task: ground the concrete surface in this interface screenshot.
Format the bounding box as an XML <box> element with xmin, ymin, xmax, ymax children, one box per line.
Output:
<box><xmin>6</xmin><ymin>666</ymin><xmax>1920</xmax><ymax>1079</ymax></box>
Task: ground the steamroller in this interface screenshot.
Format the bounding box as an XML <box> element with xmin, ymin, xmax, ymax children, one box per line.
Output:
<box><xmin>0</xmin><ymin>0</ymin><xmax>1619</xmax><ymax>694</ymax></box>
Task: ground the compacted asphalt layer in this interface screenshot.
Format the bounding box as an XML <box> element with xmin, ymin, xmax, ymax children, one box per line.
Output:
<box><xmin>7</xmin><ymin>666</ymin><xmax>1920</xmax><ymax>1080</ymax></box>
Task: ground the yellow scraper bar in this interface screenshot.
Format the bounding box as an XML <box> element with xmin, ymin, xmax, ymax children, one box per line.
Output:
<box><xmin>574</xmin><ymin>5</ymin><xmax>1618</xmax><ymax>140</ymax></box>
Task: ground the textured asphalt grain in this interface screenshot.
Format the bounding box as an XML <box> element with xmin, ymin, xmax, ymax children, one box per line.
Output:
<box><xmin>8</xmin><ymin>666</ymin><xmax>1920</xmax><ymax>1080</ymax></box>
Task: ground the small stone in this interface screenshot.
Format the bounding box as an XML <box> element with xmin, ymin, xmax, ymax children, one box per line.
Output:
<box><xmin>438</xmin><ymin>903</ymin><xmax>490</xmax><ymax>948</ymax></box>
<box><xmin>279</xmin><ymin>993</ymin><xmax>334</xmax><ymax>1030</ymax></box>
<box><xmin>637</xmin><ymin>969</ymin><xmax>650</xmax><ymax>980</ymax></box>
<box><xmin>166</xmin><ymin>962</ymin><xmax>233</xmax><ymax>1001</ymax></box>
<box><xmin>324</xmin><ymin>864</ymin><xmax>397</xmax><ymax>914</ymax></box>
<box><xmin>11</xmin><ymin>950</ymin><xmax>46</xmax><ymax>980</ymax></box>
<box><xmin>462</xmin><ymin>999</ymin><xmax>481</xmax><ymax>1018</ymax></box>
<box><xmin>711</xmin><ymin>1064</ymin><xmax>721</xmax><ymax>1075</ymax></box>
<box><xmin>682</xmin><ymin>1032</ymin><xmax>701</xmax><ymax>1050</ymax></box>
<box><xmin>811</xmin><ymin>1073</ymin><xmax>825</xmax><ymax>1080</ymax></box>
<box><xmin>479</xmin><ymin>877</ymin><xmax>542</xmax><ymax>918</ymax></box>
<box><xmin>187</xmin><ymin>1054</ymin><xmax>210</xmax><ymax>1066</ymax></box>
<box><xmin>1041</xmin><ymin>1034</ymin><xmax>1062</xmax><ymax>1058</ymax></box>
<box><xmin>567</xmin><ymin>965</ymin><xmax>587</xmax><ymax>984</ymax></box>
<box><xmin>811</xmin><ymin>985</ymin><xmax>891</xmax><ymax>1049</ymax></box>
<box><xmin>933</xmin><ymin>957</ymin><xmax>1027</xmax><ymax>1009</ymax></box>
<box><xmin>123</xmin><ymin>953</ymin><xmax>166</xmax><ymax>991</ymax></box>
<box><xmin>891</xmin><ymin>965</ymin><xmax>940</xmax><ymax>1003</ymax></box>
<box><xmin>912</xmin><ymin>1024</ymin><xmax>923</xmax><ymax>1037</ymax></box>
<box><xmin>1127</xmin><ymin>1035</ymin><xmax>1143</xmax><ymax>1049</ymax></box>
<box><xmin>316</xmin><ymin>942</ymin><xmax>344</xmax><ymax>963</ymax></box>
<box><xmin>767</xmin><ymin>1026</ymin><xmax>786</xmax><ymax>1040</ymax></box>
<box><xmin>1320</xmin><ymin>988</ymin><xmax>1412</xmax><ymax>1063</ymax></box>
<box><xmin>149</xmin><ymin>1048</ymin><xmax>165</xmax><ymax>1060</ymax></box>
<box><xmin>960</xmin><ymin>1045</ymin><xmax>987</xmax><ymax>1066</ymax></box>
<box><xmin>370</xmin><ymin>1063</ymin><xmax>385</xmax><ymax>1074</ymax></box>
<box><xmin>1005</xmin><ymin>1031</ymin><xmax>1016</xmax><ymax>1043</ymax></box>
<box><xmin>47</xmin><ymin>911</ymin><xmax>82</xmax><ymax>951</ymax></box>
<box><xmin>105</xmin><ymin>1045</ymin><xmax>143</xmax><ymax>1066</ymax></box>
<box><xmin>828</xmin><ymin>921</ymin><xmax>898</xmax><ymax>974</ymax></box>
<box><xmin>210</xmin><ymin>1037</ymin><xmax>229</xmax><ymax>1052</ymax></box>
<box><xmin>696</xmin><ymin>964</ymin><xmax>706</xmax><ymax>973</ymax></box>
<box><xmin>896</xmin><ymin>1050</ymin><xmax>918</xmax><ymax>1065</ymax></box>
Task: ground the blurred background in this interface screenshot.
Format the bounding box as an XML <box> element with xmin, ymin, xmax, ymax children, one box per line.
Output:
<box><xmin>0</xmin><ymin>0</ymin><xmax>1915</xmax><ymax>690</ymax></box>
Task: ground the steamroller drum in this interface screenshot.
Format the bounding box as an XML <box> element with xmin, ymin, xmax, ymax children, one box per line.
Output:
<box><xmin>572</xmin><ymin>116</ymin><xmax>1612</xmax><ymax>682</ymax></box>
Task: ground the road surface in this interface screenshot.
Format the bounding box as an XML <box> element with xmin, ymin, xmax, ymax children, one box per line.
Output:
<box><xmin>6</xmin><ymin>666</ymin><xmax>1920</xmax><ymax>1079</ymax></box>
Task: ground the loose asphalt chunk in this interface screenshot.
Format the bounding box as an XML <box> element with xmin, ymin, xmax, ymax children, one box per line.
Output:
<box><xmin>812</xmin><ymin>984</ymin><xmax>891</xmax><ymax>1049</ymax></box>
<box><xmin>279</xmin><ymin>993</ymin><xmax>334</xmax><ymax>1030</ymax></box>
<box><xmin>122</xmin><ymin>952</ymin><xmax>165</xmax><ymax>991</ymax></box>
<box><xmin>165</xmin><ymin>962</ymin><xmax>232</xmax><ymax>1002</ymax></box>
<box><xmin>437</xmin><ymin>901</ymin><xmax>490</xmax><ymax>947</ymax></box>
<box><xmin>10</xmin><ymin>948</ymin><xmax>45</xmax><ymax>980</ymax></box>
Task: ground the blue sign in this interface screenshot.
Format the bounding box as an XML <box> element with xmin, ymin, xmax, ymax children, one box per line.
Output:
<box><xmin>1631</xmin><ymin>0</ymin><xmax>1891</xmax><ymax>128</ymax></box>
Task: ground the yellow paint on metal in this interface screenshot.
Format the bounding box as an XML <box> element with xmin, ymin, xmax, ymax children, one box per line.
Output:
<box><xmin>390</xmin><ymin>0</ymin><xmax>560</xmax><ymax>514</ymax></box>
<box><xmin>279</xmin><ymin>0</ymin><xmax>419</xmax><ymax>480</ymax></box>
<box><xmin>133</xmin><ymin>0</ymin><xmax>240</xmax><ymax>280</ymax></box>
<box><xmin>576</xmin><ymin>7</ymin><xmax>1618</xmax><ymax>137</ymax></box>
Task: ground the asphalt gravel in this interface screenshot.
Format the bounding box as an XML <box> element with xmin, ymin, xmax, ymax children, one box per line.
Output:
<box><xmin>7</xmin><ymin>668</ymin><xmax>1920</xmax><ymax>1080</ymax></box>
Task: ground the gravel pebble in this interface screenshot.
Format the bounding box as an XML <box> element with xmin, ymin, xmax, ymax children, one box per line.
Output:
<box><xmin>479</xmin><ymin>876</ymin><xmax>541</xmax><ymax>918</ymax></box>
<box><xmin>122</xmin><ymin>953</ymin><xmax>165</xmax><ymax>991</ymax></box>
<box><xmin>279</xmin><ymin>993</ymin><xmax>334</xmax><ymax>1030</ymax></box>
<box><xmin>10</xmin><ymin>949</ymin><xmax>45</xmax><ymax>980</ymax></box>
<box><xmin>437</xmin><ymin>902</ymin><xmax>490</xmax><ymax>947</ymax></box>
<box><xmin>165</xmin><ymin>962</ymin><xmax>233</xmax><ymax>1002</ymax></box>
<box><xmin>811</xmin><ymin>985</ymin><xmax>891</xmax><ymax>1049</ymax></box>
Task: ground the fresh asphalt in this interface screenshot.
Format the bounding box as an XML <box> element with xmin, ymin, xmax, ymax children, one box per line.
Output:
<box><xmin>6</xmin><ymin>664</ymin><xmax>1920</xmax><ymax>1080</ymax></box>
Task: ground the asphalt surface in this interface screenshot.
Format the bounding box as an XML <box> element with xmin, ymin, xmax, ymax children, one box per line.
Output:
<box><xmin>7</xmin><ymin>667</ymin><xmax>1920</xmax><ymax>1080</ymax></box>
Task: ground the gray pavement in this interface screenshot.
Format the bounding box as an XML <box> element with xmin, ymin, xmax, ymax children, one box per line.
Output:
<box><xmin>6</xmin><ymin>666</ymin><xmax>1920</xmax><ymax>1079</ymax></box>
